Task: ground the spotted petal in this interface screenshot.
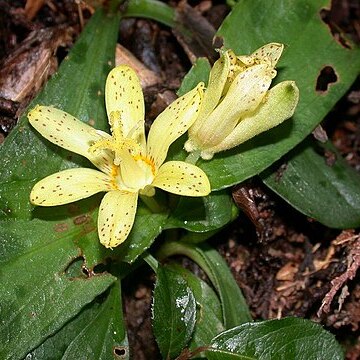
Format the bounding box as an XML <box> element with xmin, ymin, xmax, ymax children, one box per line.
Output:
<box><xmin>189</xmin><ymin>52</ymin><xmax>230</xmax><ymax>137</ymax></box>
<box><xmin>193</xmin><ymin>64</ymin><xmax>272</xmax><ymax>149</ymax></box>
<box><xmin>251</xmin><ymin>42</ymin><xmax>284</xmax><ymax>67</ymax></box>
<box><xmin>152</xmin><ymin>161</ymin><xmax>210</xmax><ymax>196</ymax></box>
<box><xmin>30</xmin><ymin>168</ymin><xmax>113</xmax><ymax>206</ymax></box>
<box><xmin>28</xmin><ymin>105</ymin><xmax>113</xmax><ymax>173</ymax></box>
<box><xmin>98</xmin><ymin>190</ymin><xmax>138</xmax><ymax>248</ymax></box>
<box><xmin>105</xmin><ymin>65</ymin><xmax>146</xmax><ymax>149</ymax></box>
<box><xmin>237</xmin><ymin>43</ymin><xmax>284</xmax><ymax>69</ymax></box>
<box><xmin>147</xmin><ymin>83</ymin><xmax>204</xmax><ymax>170</ymax></box>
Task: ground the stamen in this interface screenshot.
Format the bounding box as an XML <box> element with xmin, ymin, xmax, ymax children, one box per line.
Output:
<box><xmin>109</xmin><ymin>111</ymin><xmax>124</xmax><ymax>142</ymax></box>
<box><xmin>127</xmin><ymin>120</ymin><xmax>144</xmax><ymax>141</ymax></box>
<box><xmin>90</xmin><ymin>135</ymin><xmax>141</xmax><ymax>161</ymax></box>
<box><xmin>89</xmin><ymin>139</ymin><xmax>116</xmax><ymax>153</ymax></box>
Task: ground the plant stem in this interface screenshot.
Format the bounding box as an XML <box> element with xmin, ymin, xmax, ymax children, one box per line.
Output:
<box><xmin>156</xmin><ymin>241</ymin><xmax>217</xmax><ymax>285</ymax></box>
<box><xmin>185</xmin><ymin>150</ymin><xmax>201</xmax><ymax>164</ymax></box>
<box><xmin>139</xmin><ymin>194</ymin><xmax>164</xmax><ymax>213</ymax></box>
<box><xmin>143</xmin><ymin>252</ymin><xmax>159</xmax><ymax>272</ymax></box>
<box><xmin>122</xmin><ymin>0</ymin><xmax>176</xmax><ymax>28</ymax></box>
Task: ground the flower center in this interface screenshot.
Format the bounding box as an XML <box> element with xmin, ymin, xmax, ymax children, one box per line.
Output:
<box><xmin>90</xmin><ymin>134</ymin><xmax>156</xmax><ymax>194</ymax></box>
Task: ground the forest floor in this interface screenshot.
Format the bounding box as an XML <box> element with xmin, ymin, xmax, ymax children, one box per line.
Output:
<box><xmin>0</xmin><ymin>0</ymin><xmax>359</xmax><ymax>358</ymax></box>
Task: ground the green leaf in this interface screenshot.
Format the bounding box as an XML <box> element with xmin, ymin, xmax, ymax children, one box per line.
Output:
<box><xmin>152</xmin><ymin>265</ymin><xmax>197</xmax><ymax>359</ymax></box>
<box><xmin>174</xmin><ymin>0</ymin><xmax>360</xmax><ymax>190</ymax></box>
<box><xmin>262</xmin><ymin>139</ymin><xmax>360</xmax><ymax>228</ymax></box>
<box><xmin>0</xmin><ymin>225</ymin><xmax>116</xmax><ymax>359</ymax></box>
<box><xmin>157</xmin><ymin>242</ymin><xmax>252</xmax><ymax>328</ymax></box>
<box><xmin>177</xmin><ymin>58</ymin><xmax>211</xmax><ymax>96</ymax></box>
<box><xmin>25</xmin><ymin>281</ymin><xmax>129</xmax><ymax>360</ymax></box>
<box><xmin>206</xmin><ymin>317</ymin><xmax>344</xmax><ymax>360</ymax></box>
<box><xmin>168</xmin><ymin>264</ymin><xmax>225</xmax><ymax>354</ymax></box>
<box><xmin>166</xmin><ymin>191</ymin><xmax>235</xmax><ymax>233</ymax></box>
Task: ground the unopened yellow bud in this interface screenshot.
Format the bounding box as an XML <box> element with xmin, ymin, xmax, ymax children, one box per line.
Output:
<box><xmin>185</xmin><ymin>43</ymin><xmax>299</xmax><ymax>160</ymax></box>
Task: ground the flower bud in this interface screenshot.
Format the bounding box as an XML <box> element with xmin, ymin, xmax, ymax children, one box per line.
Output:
<box><xmin>185</xmin><ymin>43</ymin><xmax>299</xmax><ymax>160</ymax></box>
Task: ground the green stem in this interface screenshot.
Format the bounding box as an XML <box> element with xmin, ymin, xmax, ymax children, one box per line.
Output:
<box><xmin>143</xmin><ymin>252</ymin><xmax>159</xmax><ymax>272</ymax></box>
<box><xmin>185</xmin><ymin>150</ymin><xmax>201</xmax><ymax>164</ymax></box>
<box><xmin>139</xmin><ymin>194</ymin><xmax>164</xmax><ymax>213</ymax></box>
<box><xmin>122</xmin><ymin>0</ymin><xmax>175</xmax><ymax>28</ymax></box>
<box><xmin>156</xmin><ymin>241</ymin><xmax>218</xmax><ymax>288</ymax></box>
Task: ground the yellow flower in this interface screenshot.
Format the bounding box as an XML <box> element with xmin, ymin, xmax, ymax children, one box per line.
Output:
<box><xmin>184</xmin><ymin>43</ymin><xmax>300</xmax><ymax>160</ymax></box>
<box><xmin>28</xmin><ymin>65</ymin><xmax>210</xmax><ymax>248</ymax></box>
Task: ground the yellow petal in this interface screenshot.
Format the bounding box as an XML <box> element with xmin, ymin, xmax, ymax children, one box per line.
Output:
<box><xmin>105</xmin><ymin>65</ymin><xmax>146</xmax><ymax>148</ymax></box>
<box><xmin>98</xmin><ymin>190</ymin><xmax>138</xmax><ymax>248</ymax></box>
<box><xmin>28</xmin><ymin>105</ymin><xmax>114</xmax><ymax>174</ymax></box>
<box><xmin>147</xmin><ymin>82</ymin><xmax>205</xmax><ymax>169</ymax></box>
<box><xmin>152</xmin><ymin>161</ymin><xmax>210</xmax><ymax>197</ymax></box>
<box><xmin>30</xmin><ymin>168</ymin><xmax>113</xmax><ymax>206</ymax></box>
<box><xmin>251</xmin><ymin>42</ymin><xmax>284</xmax><ymax>67</ymax></box>
<box><xmin>189</xmin><ymin>52</ymin><xmax>230</xmax><ymax>136</ymax></box>
<box><xmin>237</xmin><ymin>43</ymin><xmax>284</xmax><ymax>68</ymax></box>
<box><xmin>205</xmin><ymin>81</ymin><xmax>300</xmax><ymax>156</ymax></box>
<box><xmin>193</xmin><ymin>64</ymin><xmax>272</xmax><ymax>149</ymax></box>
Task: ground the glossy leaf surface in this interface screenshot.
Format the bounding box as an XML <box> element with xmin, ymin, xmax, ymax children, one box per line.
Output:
<box><xmin>169</xmin><ymin>264</ymin><xmax>225</xmax><ymax>353</ymax></box>
<box><xmin>166</xmin><ymin>191</ymin><xmax>235</xmax><ymax>233</ymax></box>
<box><xmin>262</xmin><ymin>139</ymin><xmax>360</xmax><ymax>228</ymax></box>
<box><xmin>152</xmin><ymin>265</ymin><xmax>197</xmax><ymax>359</ymax></box>
<box><xmin>25</xmin><ymin>282</ymin><xmax>129</xmax><ymax>360</ymax></box>
<box><xmin>157</xmin><ymin>242</ymin><xmax>252</xmax><ymax>328</ymax></box>
<box><xmin>206</xmin><ymin>318</ymin><xmax>344</xmax><ymax>360</ymax></box>
<box><xmin>0</xmin><ymin>221</ymin><xmax>116</xmax><ymax>359</ymax></box>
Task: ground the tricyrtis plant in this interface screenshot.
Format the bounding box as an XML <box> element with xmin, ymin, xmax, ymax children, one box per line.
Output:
<box><xmin>28</xmin><ymin>65</ymin><xmax>210</xmax><ymax>248</ymax></box>
<box><xmin>2</xmin><ymin>1</ymin><xmax>358</xmax><ymax>359</ymax></box>
<box><xmin>184</xmin><ymin>43</ymin><xmax>299</xmax><ymax>160</ymax></box>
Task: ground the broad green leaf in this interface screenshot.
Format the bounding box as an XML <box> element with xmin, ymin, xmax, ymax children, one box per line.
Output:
<box><xmin>25</xmin><ymin>281</ymin><xmax>129</xmax><ymax>360</ymax></box>
<box><xmin>206</xmin><ymin>317</ymin><xmax>344</xmax><ymax>360</ymax></box>
<box><xmin>152</xmin><ymin>265</ymin><xmax>197</xmax><ymax>359</ymax></box>
<box><xmin>165</xmin><ymin>191</ymin><xmax>235</xmax><ymax>232</ymax></box>
<box><xmin>169</xmin><ymin>264</ymin><xmax>225</xmax><ymax>354</ymax></box>
<box><xmin>0</xmin><ymin>227</ymin><xmax>116</xmax><ymax>360</ymax></box>
<box><xmin>262</xmin><ymin>139</ymin><xmax>360</xmax><ymax>228</ymax></box>
<box><xmin>0</xmin><ymin>196</ymin><xmax>97</xmax><ymax>265</ymax></box>
<box><xmin>173</xmin><ymin>0</ymin><xmax>360</xmax><ymax>190</ymax></box>
<box><xmin>157</xmin><ymin>242</ymin><xmax>252</xmax><ymax>328</ymax></box>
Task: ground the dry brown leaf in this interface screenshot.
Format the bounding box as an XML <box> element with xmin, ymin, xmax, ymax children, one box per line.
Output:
<box><xmin>115</xmin><ymin>44</ymin><xmax>161</xmax><ymax>88</ymax></box>
<box><xmin>24</xmin><ymin>0</ymin><xmax>46</xmax><ymax>20</ymax></box>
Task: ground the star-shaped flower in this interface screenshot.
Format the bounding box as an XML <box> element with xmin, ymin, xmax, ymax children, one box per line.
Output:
<box><xmin>28</xmin><ymin>65</ymin><xmax>210</xmax><ymax>248</ymax></box>
<box><xmin>184</xmin><ymin>43</ymin><xmax>299</xmax><ymax>160</ymax></box>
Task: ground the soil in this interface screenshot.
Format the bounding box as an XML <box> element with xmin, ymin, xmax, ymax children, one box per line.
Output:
<box><xmin>1</xmin><ymin>0</ymin><xmax>359</xmax><ymax>359</ymax></box>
